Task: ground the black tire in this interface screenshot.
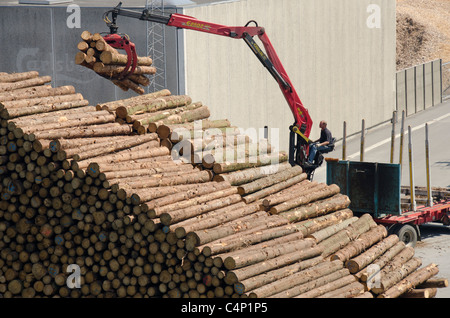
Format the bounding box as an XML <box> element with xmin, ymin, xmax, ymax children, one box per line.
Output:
<box><xmin>395</xmin><ymin>224</ymin><xmax>418</xmax><ymax>248</ymax></box>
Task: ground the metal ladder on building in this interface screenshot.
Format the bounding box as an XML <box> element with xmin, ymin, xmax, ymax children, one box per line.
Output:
<box><xmin>146</xmin><ymin>0</ymin><xmax>167</xmax><ymax>93</ymax></box>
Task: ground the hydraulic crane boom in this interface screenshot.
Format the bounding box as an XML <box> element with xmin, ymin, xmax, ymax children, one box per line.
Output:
<box><xmin>103</xmin><ymin>2</ymin><xmax>315</xmax><ymax>170</ymax></box>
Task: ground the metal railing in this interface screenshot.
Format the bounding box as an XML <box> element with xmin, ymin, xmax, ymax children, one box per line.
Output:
<box><xmin>443</xmin><ymin>61</ymin><xmax>450</xmax><ymax>101</ymax></box>
<box><xmin>396</xmin><ymin>59</ymin><xmax>443</xmax><ymax>116</ymax></box>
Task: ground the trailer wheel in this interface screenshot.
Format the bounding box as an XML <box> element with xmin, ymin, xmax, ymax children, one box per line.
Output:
<box><xmin>395</xmin><ymin>224</ymin><xmax>418</xmax><ymax>248</ymax></box>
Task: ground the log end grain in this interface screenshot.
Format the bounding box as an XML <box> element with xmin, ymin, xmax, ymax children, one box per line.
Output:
<box><xmin>224</xmin><ymin>257</ymin><xmax>236</xmax><ymax>270</ymax></box>
<box><xmin>115</xmin><ymin>106</ymin><xmax>128</xmax><ymax>120</ymax></box>
<box><xmin>156</xmin><ymin>125</ymin><xmax>171</xmax><ymax>140</ymax></box>
<box><xmin>345</xmin><ymin>259</ymin><xmax>361</xmax><ymax>274</ymax></box>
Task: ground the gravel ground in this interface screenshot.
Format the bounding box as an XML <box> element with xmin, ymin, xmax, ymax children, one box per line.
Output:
<box><xmin>396</xmin><ymin>0</ymin><xmax>450</xmax><ymax>91</ymax></box>
<box><xmin>414</xmin><ymin>222</ymin><xmax>450</xmax><ymax>298</ymax></box>
<box><xmin>397</xmin><ymin>0</ymin><xmax>450</xmax><ymax>68</ymax></box>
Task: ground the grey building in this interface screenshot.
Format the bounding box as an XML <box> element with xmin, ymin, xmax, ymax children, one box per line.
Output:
<box><xmin>0</xmin><ymin>0</ymin><xmax>396</xmax><ymax>153</ymax></box>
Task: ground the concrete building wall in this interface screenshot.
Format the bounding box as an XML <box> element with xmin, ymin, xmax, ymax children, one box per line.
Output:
<box><xmin>180</xmin><ymin>0</ymin><xmax>397</xmax><ymax>153</ymax></box>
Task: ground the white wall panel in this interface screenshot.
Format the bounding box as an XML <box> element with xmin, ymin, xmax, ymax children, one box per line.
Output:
<box><xmin>181</xmin><ymin>0</ymin><xmax>396</xmax><ymax>153</ymax></box>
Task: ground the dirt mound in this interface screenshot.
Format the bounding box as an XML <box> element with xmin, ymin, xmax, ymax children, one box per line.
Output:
<box><xmin>396</xmin><ymin>0</ymin><xmax>450</xmax><ymax>70</ymax></box>
<box><xmin>396</xmin><ymin>13</ymin><xmax>432</xmax><ymax>69</ymax></box>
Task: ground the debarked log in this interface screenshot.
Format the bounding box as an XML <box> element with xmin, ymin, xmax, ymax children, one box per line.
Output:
<box><xmin>160</xmin><ymin>192</ymin><xmax>242</xmax><ymax>226</ymax></box>
<box><xmin>225</xmin><ymin>246</ymin><xmax>324</xmax><ymax>286</ymax></box>
<box><xmin>213</xmin><ymin>152</ymin><xmax>288</xmax><ymax>174</ymax></box>
<box><xmin>371</xmin><ymin>257</ymin><xmax>423</xmax><ymax>295</ymax></box>
<box><xmin>237</xmin><ymin>165</ymin><xmax>304</xmax><ymax>195</ymax></box>
<box><xmin>245</xmin><ymin>260</ymin><xmax>344</xmax><ymax>298</ymax></box>
<box><xmin>0</xmin><ymin>71</ymin><xmax>39</xmax><ymax>83</ymax></box>
<box><xmin>213</xmin><ymin>162</ymin><xmax>292</xmax><ymax>186</ymax></box>
<box><xmin>345</xmin><ymin>235</ymin><xmax>400</xmax><ymax>274</ymax></box>
<box><xmin>318</xmin><ymin>214</ymin><xmax>377</xmax><ymax>258</ymax></box>
<box><xmin>329</xmin><ymin>225</ymin><xmax>388</xmax><ymax>262</ymax></box>
<box><xmin>278</xmin><ymin>268</ymin><xmax>351</xmax><ymax>298</ymax></box>
<box><xmin>277</xmin><ymin>193</ymin><xmax>351</xmax><ymax>222</ymax></box>
<box><xmin>269</xmin><ymin>184</ymin><xmax>341</xmax><ymax>215</ymax></box>
<box><xmin>377</xmin><ymin>263</ymin><xmax>439</xmax><ymax>298</ymax></box>
<box><xmin>0</xmin><ymin>76</ymin><xmax>52</xmax><ymax>92</ymax></box>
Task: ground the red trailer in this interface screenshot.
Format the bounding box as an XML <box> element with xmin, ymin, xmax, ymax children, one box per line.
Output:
<box><xmin>326</xmin><ymin>160</ymin><xmax>450</xmax><ymax>247</ymax></box>
<box><xmin>375</xmin><ymin>200</ymin><xmax>450</xmax><ymax>247</ymax></box>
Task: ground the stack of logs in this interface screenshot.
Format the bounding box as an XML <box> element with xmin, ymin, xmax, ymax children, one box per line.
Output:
<box><xmin>0</xmin><ymin>70</ymin><xmax>447</xmax><ymax>298</ymax></box>
<box><xmin>401</xmin><ymin>186</ymin><xmax>450</xmax><ymax>211</ymax></box>
<box><xmin>96</xmin><ymin>94</ymin><xmax>279</xmax><ymax>173</ymax></box>
<box><xmin>75</xmin><ymin>31</ymin><xmax>156</xmax><ymax>95</ymax></box>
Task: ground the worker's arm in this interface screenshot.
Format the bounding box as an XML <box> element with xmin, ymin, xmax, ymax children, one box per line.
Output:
<box><xmin>312</xmin><ymin>139</ymin><xmax>329</xmax><ymax>147</ymax></box>
<box><xmin>318</xmin><ymin>141</ymin><xmax>330</xmax><ymax>147</ymax></box>
<box><xmin>315</xmin><ymin>129</ymin><xmax>332</xmax><ymax>147</ymax></box>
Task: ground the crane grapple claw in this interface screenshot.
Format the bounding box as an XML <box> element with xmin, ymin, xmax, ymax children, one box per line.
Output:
<box><xmin>102</xmin><ymin>33</ymin><xmax>138</xmax><ymax>80</ymax></box>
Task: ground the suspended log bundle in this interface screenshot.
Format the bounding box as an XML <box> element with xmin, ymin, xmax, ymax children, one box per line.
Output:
<box><xmin>0</xmin><ymin>70</ymin><xmax>447</xmax><ymax>299</ymax></box>
<box><xmin>75</xmin><ymin>31</ymin><xmax>155</xmax><ymax>95</ymax></box>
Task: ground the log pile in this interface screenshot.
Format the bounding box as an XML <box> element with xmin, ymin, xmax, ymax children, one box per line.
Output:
<box><xmin>75</xmin><ymin>31</ymin><xmax>156</xmax><ymax>95</ymax></box>
<box><xmin>98</xmin><ymin>101</ymin><xmax>282</xmax><ymax>176</ymax></box>
<box><xmin>96</xmin><ymin>90</ymin><xmax>278</xmax><ymax>174</ymax></box>
<box><xmin>0</xmin><ymin>70</ymin><xmax>447</xmax><ymax>299</ymax></box>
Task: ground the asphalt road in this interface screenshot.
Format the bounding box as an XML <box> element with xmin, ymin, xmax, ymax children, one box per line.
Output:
<box><xmin>314</xmin><ymin>100</ymin><xmax>450</xmax><ymax>188</ymax></box>
<box><xmin>312</xmin><ymin>101</ymin><xmax>450</xmax><ymax>298</ymax></box>
<box><xmin>414</xmin><ymin>223</ymin><xmax>450</xmax><ymax>298</ymax></box>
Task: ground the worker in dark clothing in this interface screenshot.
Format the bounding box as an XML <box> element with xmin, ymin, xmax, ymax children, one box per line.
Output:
<box><xmin>307</xmin><ymin>120</ymin><xmax>334</xmax><ymax>164</ymax></box>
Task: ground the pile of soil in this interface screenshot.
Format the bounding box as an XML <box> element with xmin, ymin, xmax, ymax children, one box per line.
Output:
<box><xmin>396</xmin><ymin>0</ymin><xmax>450</xmax><ymax>70</ymax></box>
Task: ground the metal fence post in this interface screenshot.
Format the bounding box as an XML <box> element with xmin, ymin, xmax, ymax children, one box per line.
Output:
<box><xmin>342</xmin><ymin>121</ymin><xmax>347</xmax><ymax>161</ymax></box>
<box><xmin>360</xmin><ymin>119</ymin><xmax>365</xmax><ymax>162</ymax></box>
<box><xmin>440</xmin><ymin>59</ymin><xmax>443</xmax><ymax>104</ymax></box>
<box><xmin>425</xmin><ymin>123</ymin><xmax>433</xmax><ymax>207</ymax></box>
<box><xmin>390</xmin><ymin>111</ymin><xmax>397</xmax><ymax>164</ymax></box>
<box><xmin>408</xmin><ymin>126</ymin><xmax>416</xmax><ymax>211</ymax></box>
<box><xmin>399</xmin><ymin>110</ymin><xmax>405</xmax><ymax>173</ymax></box>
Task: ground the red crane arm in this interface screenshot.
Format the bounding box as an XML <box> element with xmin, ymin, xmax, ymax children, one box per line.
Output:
<box><xmin>166</xmin><ymin>13</ymin><xmax>313</xmax><ymax>138</ymax></box>
<box><xmin>258</xmin><ymin>31</ymin><xmax>313</xmax><ymax>138</ymax></box>
<box><xmin>104</xmin><ymin>3</ymin><xmax>318</xmax><ymax>172</ymax></box>
<box><xmin>104</xmin><ymin>3</ymin><xmax>313</xmax><ymax>139</ymax></box>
